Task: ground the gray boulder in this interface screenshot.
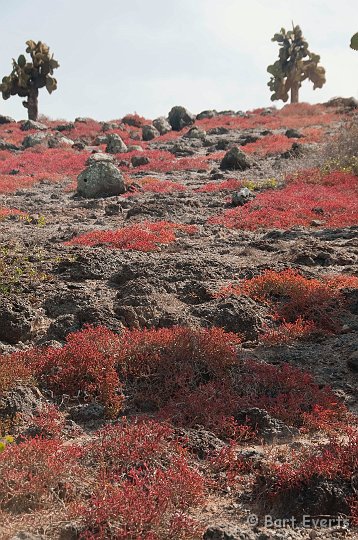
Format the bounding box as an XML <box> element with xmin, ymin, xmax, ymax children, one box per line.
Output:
<box><xmin>47</xmin><ymin>136</ymin><xmax>74</xmax><ymax>148</ymax></box>
<box><xmin>105</xmin><ymin>133</ymin><xmax>127</xmax><ymax>153</ymax></box>
<box><xmin>20</xmin><ymin>119</ymin><xmax>48</xmax><ymax>131</ymax></box>
<box><xmin>347</xmin><ymin>351</ymin><xmax>358</xmax><ymax>372</ymax></box>
<box><xmin>22</xmin><ymin>132</ymin><xmax>48</xmax><ymax>148</ymax></box>
<box><xmin>77</xmin><ymin>162</ymin><xmax>125</xmax><ymax>198</ymax></box>
<box><xmin>196</xmin><ymin>110</ymin><xmax>217</xmax><ymax>120</ymax></box>
<box><xmin>324</xmin><ymin>96</ymin><xmax>358</xmax><ymax>110</ymax></box>
<box><xmin>168</xmin><ymin>105</ymin><xmax>195</xmax><ymax>131</ymax></box>
<box><xmin>102</xmin><ymin>121</ymin><xmax>120</xmax><ymax>131</ymax></box>
<box><xmin>142</xmin><ymin>124</ymin><xmax>160</xmax><ymax>141</ymax></box>
<box><xmin>0</xmin><ymin>115</ymin><xmax>15</xmax><ymax>124</ymax></box>
<box><xmin>55</xmin><ymin>122</ymin><xmax>75</xmax><ymax>131</ymax></box>
<box><xmin>184</xmin><ymin>126</ymin><xmax>207</xmax><ymax>139</ymax></box>
<box><xmin>220</xmin><ymin>146</ymin><xmax>251</xmax><ymax>171</ymax></box>
<box><xmin>86</xmin><ymin>152</ymin><xmax>115</xmax><ymax>165</ymax></box>
<box><xmin>153</xmin><ymin>116</ymin><xmax>172</xmax><ymax>135</ymax></box>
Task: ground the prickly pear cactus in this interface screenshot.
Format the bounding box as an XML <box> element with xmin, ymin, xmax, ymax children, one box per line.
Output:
<box><xmin>267</xmin><ymin>25</ymin><xmax>326</xmax><ymax>103</ymax></box>
<box><xmin>0</xmin><ymin>40</ymin><xmax>59</xmax><ymax>120</ymax></box>
<box><xmin>350</xmin><ymin>33</ymin><xmax>358</xmax><ymax>50</ymax></box>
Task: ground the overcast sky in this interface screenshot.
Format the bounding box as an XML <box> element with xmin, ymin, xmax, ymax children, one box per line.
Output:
<box><xmin>0</xmin><ymin>0</ymin><xmax>357</xmax><ymax>121</ymax></box>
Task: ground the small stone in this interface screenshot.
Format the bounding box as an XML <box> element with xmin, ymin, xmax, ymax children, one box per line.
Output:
<box><xmin>55</xmin><ymin>122</ymin><xmax>75</xmax><ymax>131</ymax></box>
<box><xmin>232</xmin><ymin>188</ymin><xmax>255</xmax><ymax>207</ymax></box>
<box><xmin>75</xmin><ymin>117</ymin><xmax>93</xmax><ymax>123</ymax></box>
<box><xmin>184</xmin><ymin>126</ymin><xmax>207</xmax><ymax>139</ymax></box>
<box><xmin>168</xmin><ymin>105</ymin><xmax>195</xmax><ymax>131</ymax></box>
<box><xmin>131</xmin><ymin>155</ymin><xmax>150</xmax><ymax>167</ymax></box>
<box><xmin>196</xmin><ymin>109</ymin><xmax>217</xmax><ymax>120</ymax></box>
<box><xmin>105</xmin><ymin>203</ymin><xmax>122</xmax><ymax>216</ymax></box>
<box><xmin>310</xmin><ymin>219</ymin><xmax>324</xmax><ymax>227</ymax></box>
<box><xmin>127</xmin><ymin>145</ymin><xmax>144</xmax><ymax>152</ymax></box>
<box><xmin>285</xmin><ymin>128</ymin><xmax>303</xmax><ymax>138</ymax></box>
<box><xmin>220</xmin><ymin>146</ymin><xmax>251</xmax><ymax>171</ymax></box>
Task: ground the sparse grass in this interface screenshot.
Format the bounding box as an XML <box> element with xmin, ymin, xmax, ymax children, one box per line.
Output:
<box><xmin>0</xmin><ymin>243</ymin><xmax>49</xmax><ymax>294</ymax></box>
<box><xmin>321</xmin><ymin>117</ymin><xmax>358</xmax><ymax>175</ymax></box>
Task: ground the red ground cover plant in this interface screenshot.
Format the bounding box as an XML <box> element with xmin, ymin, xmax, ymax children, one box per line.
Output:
<box><xmin>73</xmin><ymin>469</ymin><xmax>204</xmax><ymax>540</ymax></box>
<box><xmin>300</xmin><ymin>126</ymin><xmax>324</xmax><ymax>142</ymax></box>
<box><xmin>73</xmin><ymin>420</ymin><xmax>205</xmax><ymax>539</ymax></box>
<box><xmin>117</xmin><ymin>326</ymin><xmax>241</xmax><ymax>406</ymax></box>
<box><xmin>29</xmin><ymin>404</ymin><xmax>68</xmax><ymax>439</ymax></box>
<box><xmin>195</xmin><ymin>104</ymin><xmax>340</xmax><ymax>133</ymax></box>
<box><xmin>244</xmin><ymin>134</ymin><xmax>297</xmax><ymax>156</ymax></box>
<box><xmin>0</xmin><ymin>148</ymin><xmax>88</xmax><ymax>177</ymax></box>
<box><xmin>0</xmin><ymin>436</ymin><xmax>84</xmax><ymax>513</ymax></box>
<box><xmin>0</xmin><ymin>174</ymin><xmax>41</xmax><ymax>193</ymax></box>
<box><xmin>217</xmin><ymin>269</ymin><xmax>358</xmax><ymax>334</ymax></box>
<box><xmin>115</xmin><ymin>326</ymin><xmax>346</xmax><ymax>436</ymax></box>
<box><xmin>121</xmin><ymin>113</ymin><xmax>148</xmax><ymax>127</ymax></box>
<box><xmin>124</xmin><ymin>176</ymin><xmax>186</xmax><ymax>197</ymax></box>
<box><xmin>209</xmin><ymin>441</ymin><xmax>257</xmax><ymax>492</ymax></box>
<box><xmin>114</xmin><ymin>149</ymin><xmax>225</xmax><ymax>173</ymax></box>
<box><xmin>1</xmin><ymin>325</ymin><xmax>348</xmax><ymax>444</ymax></box>
<box><xmin>260</xmin><ymin>317</ymin><xmax>316</xmax><ymax>345</ymax></box>
<box><xmin>116</xmin><ymin>326</ymin><xmax>248</xmax><ymax>438</ymax></box>
<box><xmin>0</xmin><ymin>351</ymin><xmax>34</xmax><ymax>393</ymax></box>
<box><xmin>234</xmin><ymin>360</ymin><xmax>345</xmax><ymax>428</ymax></box>
<box><xmin>66</xmin><ymin>221</ymin><xmax>197</xmax><ymax>251</ymax></box>
<box><xmin>209</xmin><ymin>172</ymin><xmax>358</xmax><ymax>230</ymax></box>
<box><xmin>21</xmin><ymin>325</ymin><xmax>123</xmax><ymax>416</ymax></box>
<box><xmin>255</xmin><ymin>430</ymin><xmax>358</xmax><ymax>519</ymax></box>
<box><xmin>57</xmin><ymin>119</ymin><xmax>102</xmax><ymax>141</ymax></box>
<box><xmin>0</xmin><ymin>148</ymin><xmax>89</xmax><ymax>193</ymax></box>
<box><xmin>195</xmin><ymin>178</ymin><xmax>243</xmax><ymax>193</ymax></box>
<box><xmin>0</xmin><ymin>122</ymin><xmax>30</xmax><ymax>145</ymax></box>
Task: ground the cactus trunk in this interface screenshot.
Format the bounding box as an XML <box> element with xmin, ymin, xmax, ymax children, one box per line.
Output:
<box><xmin>27</xmin><ymin>87</ymin><xmax>39</xmax><ymax>121</ymax></box>
<box><xmin>290</xmin><ymin>83</ymin><xmax>299</xmax><ymax>104</ymax></box>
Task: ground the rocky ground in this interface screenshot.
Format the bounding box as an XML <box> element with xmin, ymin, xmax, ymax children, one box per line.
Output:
<box><xmin>0</xmin><ymin>102</ymin><xmax>357</xmax><ymax>539</ymax></box>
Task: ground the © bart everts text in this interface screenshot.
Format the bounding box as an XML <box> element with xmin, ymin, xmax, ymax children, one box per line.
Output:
<box><xmin>247</xmin><ymin>514</ymin><xmax>350</xmax><ymax>529</ymax></box>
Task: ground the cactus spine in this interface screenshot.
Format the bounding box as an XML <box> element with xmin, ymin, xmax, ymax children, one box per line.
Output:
<box><xmin>267</xmin><ymin>24</ymin><xmax>326</xmax><ymax>104</ymax></box>
<box><xmin>0</xmin><ymin>40</ymin><xmax>59</xmax><ymax>121</ymax></box>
